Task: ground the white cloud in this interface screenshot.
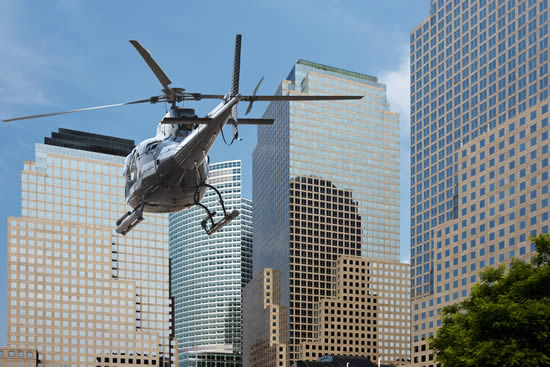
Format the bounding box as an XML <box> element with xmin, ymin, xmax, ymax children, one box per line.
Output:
<box><xmin>379</xmin><ymin>45</ymin><xmax>410</xmax><ymax>132</ymax></box>
<box><xmin>379</xmin><ymin>44</ymin><xmax>412</xmax><ymax>260</ymax></box>
<box><xmin>401</xmin><ymin>257</ymin><xmax>411</xmax><ymax>264</ymax></box>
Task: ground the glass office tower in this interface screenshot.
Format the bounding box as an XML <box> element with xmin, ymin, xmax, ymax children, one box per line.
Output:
<box><xmin>7</xmin><ymin>128</ymin><xmax>175</xmax><ymax>367</ymax></box>
<box><xmin>169</xmin><ymin>160</ymin><xmax>253</xmax><ymax>367</ymax></box>
<box><xmin>410</xmin><ymin>0</ymin><xmax>549</xmax><ymax>365</ymax></box>
<box><xmin>252</xmin><ymin>60</ymin><xmax>404</xmax><ymax>364</ymax></box>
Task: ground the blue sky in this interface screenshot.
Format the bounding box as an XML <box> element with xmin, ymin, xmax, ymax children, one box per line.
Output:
<box><xmin>0</xmin><ymin>1</ymin><xmax>428</xmax><ymax>345</ymax></box>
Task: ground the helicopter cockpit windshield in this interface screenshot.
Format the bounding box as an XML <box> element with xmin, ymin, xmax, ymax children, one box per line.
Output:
<box><xmin>176</xmin><ymin>124</ymin><xmax>192</xmax><ymax>138</ymax></box>
<box><xmin>124</xmin><ymin>149</ymin><xmax>138</xmax><ymax>196</ymax></box>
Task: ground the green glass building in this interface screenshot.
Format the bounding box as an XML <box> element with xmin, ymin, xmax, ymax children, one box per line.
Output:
<box><xmin>169</xmin><ymin>160</ymin><xmax>253</xmax><ymax>367</ymax></box>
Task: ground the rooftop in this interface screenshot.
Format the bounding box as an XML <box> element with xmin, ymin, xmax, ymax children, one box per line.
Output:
<box><xmin>297</xmin><ymin>59</ymin><xmax>378</xmax><ymax>83</ymax></box>
<box><xmin>45</xmin><ymin>128</ymin><xmax>135</xmax><ymax>157</ymax></box>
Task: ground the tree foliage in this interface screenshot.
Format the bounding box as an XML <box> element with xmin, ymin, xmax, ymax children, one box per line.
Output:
<box><xmin>429</xmin><ymin>234</ymin><xmax>550</xmax><ymax>367</ymax></box>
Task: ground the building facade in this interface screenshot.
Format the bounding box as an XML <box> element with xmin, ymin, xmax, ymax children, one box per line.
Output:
<box><xmin>410</xmin><ymin>0</ymin><xmax>550</xmax><ymax>365</ymax></box>
<box><xmin>251</xmin><ymin>60</ymin><xmax>406</xmax><ymax>365</ymax></box>
<box><xmin>7</xmin><ymin>129</ymin><xmax>175</xmax><ymax>367</ymax></box>
<box><xmin>0</xmin><ymin>348</ymin><xmax>38</xmax><ymax>367</ymax></box>
<box><xmin>244</xmin><ymin>258</ymin><xmax>410</xmax><ymax>367</ymax></box>
<box><xmin>169</xmin><ymin>160</ymin><xmax>253</xmax><ymax>367</ymax></box>
<box><xmin>242</xmin><ymin>269</ymin><xmax>288</xmax><ymax>367</ymax></box>
<box><xmin>299</xmin><ymin>256</ymin><xmax>410</xmax><ymax>365</ymax></box>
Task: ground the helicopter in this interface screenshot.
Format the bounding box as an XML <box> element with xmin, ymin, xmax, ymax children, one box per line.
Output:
<box><xmin>4</xmin><ymin>35</ymin><xmax>363</xmax><ymax>235</ymax></box>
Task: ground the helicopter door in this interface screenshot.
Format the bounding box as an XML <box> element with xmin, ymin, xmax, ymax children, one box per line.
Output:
<box><xmin>150</xmin><ymin>142</ymin><xmax>161</xmax><ymax>170</ymax></box>
<box><xmin>139</xmin><ymin>140</ymin><xmax>161</xmax><ymax>179</ymax></box>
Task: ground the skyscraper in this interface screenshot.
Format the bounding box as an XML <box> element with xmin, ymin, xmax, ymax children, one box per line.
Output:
<box><xmin>249</xmin><ymin>60</ymin><xmax>408</xmax><ymax>365</ymax></box>
<box><xmin>410</xmin><ymin>0</ymin><xmax>549</xmax><ymax>365</ymax></box>
<box><xmin>169</xmin><ymin>160</ymin><xmax>253</xmax><ymax>367</ymax></box>
<box><xmin>7</xmin><ymin>128</ymin><xmax>175</xmax><ymax>367</ymax></box>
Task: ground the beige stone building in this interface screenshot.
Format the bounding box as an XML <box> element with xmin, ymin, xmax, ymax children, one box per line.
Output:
<box><xmin>0</xmin><ymin>348</ymin><xmax>37</xmax><ymax>367</ymax></box>
<box><xmin>243</xmin><ymin>268</ymin><xmax>288</xmax><ymax>367</ymax></box>
<box><xmin>6</xmin><ymin>129</ymin><xmax>175</xmax><ymax>367</ymax></box>
<box><xmin>302</xmin><ymin>256</ymin><xmax>410</xmax><ymax>366</ymax></box>
<box><xmin>244</xmin><ymin>258</ymin><xmax>410</xmax><ymax>367</ymax></box>
<box><xmin>410</xmin><ymin>0</ymin><xmax>550</xmax><ymax>365</ymax></box>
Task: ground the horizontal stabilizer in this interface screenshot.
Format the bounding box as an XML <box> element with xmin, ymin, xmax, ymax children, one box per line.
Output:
<box><xmin>230</xmin><ymin>118</ymin><xmax>274</xmax><ymax>125</ymax></box>
<box><xmin>161</xmin><ymin>117</ymin><xmax>212</xmax><ymax>124</ymax></box>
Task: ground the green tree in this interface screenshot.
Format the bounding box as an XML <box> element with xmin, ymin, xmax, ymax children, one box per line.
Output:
<box><xmin>429</xmin><ymin>234</ymin><xmax>550</xmax><ymax>367</ymax></box>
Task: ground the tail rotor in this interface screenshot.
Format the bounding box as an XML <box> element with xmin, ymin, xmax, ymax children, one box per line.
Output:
<box><xmin>245</xmin><ymin>76</ymin><xmax>264</xmax><ymax>115</ymax></box>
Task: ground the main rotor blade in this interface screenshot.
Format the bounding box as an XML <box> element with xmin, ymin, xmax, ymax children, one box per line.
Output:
<box><xmin>3</xmin><ymin>98</ymin><xmax>154</xmax><ymax>122</ymax></box>
<box><xmin>233</xmin><ymin>118</ymin><xmax>274</xmax><ymax>125</ymax></box>
<box><xmin>231</xmin><ymin>34</ymin><xmax>242</xmax><ymax>96</ymax></box>
<box><xmin>240</xmin><ymin>95</ymin><xmax>363</xmax><ymax>102</ymax></box>
<box><xmin>130</xmin><ymin>40</ymin><xmax>173</xmax><ymax>91</ymax></box>
<box><xmin>162</xmin><ymin>117</ymin><xmax>274</xmax><ymax>125</ymax></box>
<box><xmin>161</xmin><ymin>117</ymin><xmax>213</xmax><ymax>124</ymax></box>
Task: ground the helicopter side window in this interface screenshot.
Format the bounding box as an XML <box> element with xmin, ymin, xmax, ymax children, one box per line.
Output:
<box><xmin>128</xmin><ymin>156</ymin><xmax>137</xmax><ymax>182</ymax></box>
<box><xmin>124</xmin><ymin>152</ymin><xmax>138</xmax><ymax>197</ymax></box>
<box><xmin>146</xmin><ymin>141</ymin><xmax>159</xmax><ymax>151</ymax></box>
<box><xmin>156</xmin><ymin>124</ymin><xmax>165</xmax><ymax>136</ymax></box>
<box><xmin>124</xmin><ymin>150</ymin><xmax>137</xmax><ymax>179</ymax></box>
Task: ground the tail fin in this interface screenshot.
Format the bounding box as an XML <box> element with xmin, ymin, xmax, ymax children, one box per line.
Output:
<box><xmin>231</xmin><ymin>34</ymin><xmax>241</xmax><ymax>97</ymax></box>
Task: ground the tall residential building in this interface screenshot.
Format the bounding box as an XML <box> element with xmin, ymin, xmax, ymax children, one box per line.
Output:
<box><xmin>410</xmin><ymin>0</ymin><xmax>549</xmax><ymax>365</ymax></box>
<box><xmin>249</xmin><ymin>60</ymin><xmax>408</xmax><ymax>365</ymax></box>
<box><xmin>169</xmin><ymin>160</ymin><xmax>253</xmax><ymax>367</ymax></box>
<box><xmin>7</xmin><ymin>128</ymin><xmax>175</xmax><ymax>367</ymax></box>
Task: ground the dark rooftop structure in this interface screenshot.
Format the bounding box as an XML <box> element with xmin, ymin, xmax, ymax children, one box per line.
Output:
<box><xmin>45</xmin><ymin>128</ymin><xmax>135</xmax><ymax>157</ymax></box>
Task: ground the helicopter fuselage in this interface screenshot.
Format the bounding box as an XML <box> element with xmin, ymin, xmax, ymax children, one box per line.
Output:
<box><xmin>123</xmin><ymin>97</ymin><xmax>237</xmax><ymax>214</ymax></box>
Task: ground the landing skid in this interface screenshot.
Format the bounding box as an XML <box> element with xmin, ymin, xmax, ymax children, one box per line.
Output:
<box><xmin>115</xmin><ymin>207</ymin><xmax>144</xmax><ymax>235</ymax></box>
<box><xmin>115</xmin><ymin>197</ymin><xmax>147</xmax><ymax>236</ymax></box>
<box><xmin>195</xmin><ymin>183</ymin><xmax>239</xmax><ymax>235</ymax></box>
